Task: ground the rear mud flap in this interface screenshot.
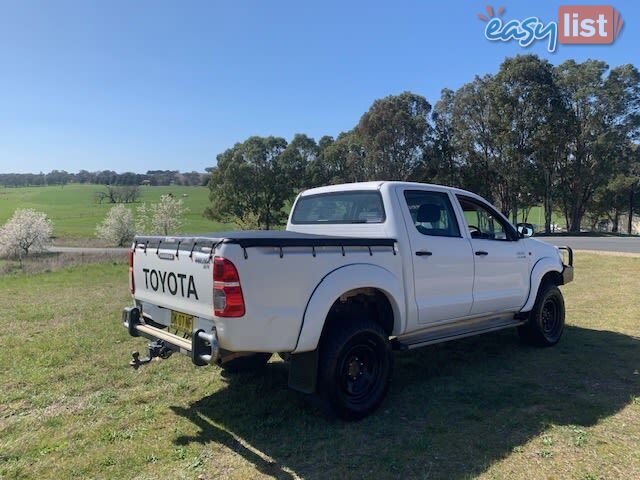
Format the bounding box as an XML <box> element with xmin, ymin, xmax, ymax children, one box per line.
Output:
<box><xmin>288</xmin><ymin>349</ymin><xmax>319</xmax><ymax>394</ymax></box>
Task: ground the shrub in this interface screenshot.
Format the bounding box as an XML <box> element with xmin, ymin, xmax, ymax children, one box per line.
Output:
<box><xmin>136</xmin><ymin>194</ymin><xmax>188</xmax><ymax>235</ymax></box>
<box><xmin>96</xmin><ymin>204</ymin><xmax>135</xmax><ymax>247</ymax></box>
<box><xmin>0</xmin><ymin>208</ymin><xmax>53</xmax><ymax>260</ymax></box>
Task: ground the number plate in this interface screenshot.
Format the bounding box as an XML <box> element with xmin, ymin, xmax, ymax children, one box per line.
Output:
<box><xmin>170</xmin><ymin>310</ymin><xmax>193</xmax><ymax>336</ymax></box>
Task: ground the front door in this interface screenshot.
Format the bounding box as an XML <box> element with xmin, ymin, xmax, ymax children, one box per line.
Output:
<box><xmin>456</xmin><ymin>196</ymin><xmax>530</xmax><ymax>315</ymax></box>
<box><xmin>399</xmin><ymin>188</ymin><xmax>475</xmax><ymax>324</ymax></box>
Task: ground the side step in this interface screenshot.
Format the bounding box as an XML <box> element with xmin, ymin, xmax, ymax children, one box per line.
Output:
<box><xmin>392</xmin><ymin>314</ymin><xmax>525</xmax><ymax>351</ymax></box>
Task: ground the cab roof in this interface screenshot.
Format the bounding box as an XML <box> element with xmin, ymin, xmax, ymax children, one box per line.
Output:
<box><xmin>299</xmin><ymin>181</ymin><xmax>482</xmax><ymax>200</ymax></box>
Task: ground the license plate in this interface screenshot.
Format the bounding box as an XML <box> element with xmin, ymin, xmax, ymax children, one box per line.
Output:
<box><xmin>170</xmin><ymin>310</ymin><xmax>193</xmax><ymax>336</ymax></box>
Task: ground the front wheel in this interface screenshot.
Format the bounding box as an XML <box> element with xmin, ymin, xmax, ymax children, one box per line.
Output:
<box><xmin>317</xmin><ymin>316</ymin><xmax>392</xmax><ymax>420</ymax></box>
<box><xmin>519</xmin><ymin>282</ymin><xmax>565</xmax><ymax>346</ymax></box>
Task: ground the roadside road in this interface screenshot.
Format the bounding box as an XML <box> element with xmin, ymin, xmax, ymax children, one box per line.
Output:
<box><xmin>539</xmin><ymin>236</ymin><xmax>640</xmax><ymax>254</ymax></box>
<box><xmin>49</xmin><ymin>246</ymin><xmax>129</xmax><ymax>254</ymax></box>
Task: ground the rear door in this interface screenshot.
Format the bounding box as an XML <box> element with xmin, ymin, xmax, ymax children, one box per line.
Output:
<box><xmin>397</xmin><ymin>188</ymin><xmax>474</xmax><ymax>324</ymax></box>
<box><xmin>455</xmin><ymin>195</ymin><xmax>530</xmax><ymax>315</ymax></box>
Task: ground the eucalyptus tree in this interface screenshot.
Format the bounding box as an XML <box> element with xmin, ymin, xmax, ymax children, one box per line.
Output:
<box><xmin>449</xmin><ymin>75</ymin><xmax>502</xmax><ymax>204</ymax></box>
<box><xmin>493</xmin><ymin>55</ymin><xmax>568</xmax><ymax>227</ymax></box>
<box><xmin>553</xmin><ymin>60</ymin><xmax>639</xmax><ymax>232</ymax></box>
<box><xmin>430</xmin><ymin>88</ymin><xmax>462</xmax><ymax>187</ymax></box>
<box><xmin>206</xmin><ymin>136</ymin><xmax>291</xmax><ymax>230</ymax></box>
<box><xmin>356</xmin><ymin>91</ymin><xmax>434</xmax><ymax>181</ymax></box>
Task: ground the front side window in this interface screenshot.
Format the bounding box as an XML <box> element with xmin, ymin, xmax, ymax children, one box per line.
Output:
<box><xmin>457</xmin><ymin>197</ymin><xmax>512</xmax><ymax>241</ymax></box>
<box><xmin>403</xmin><ymin>190</ymin><xmax>461</xmax><ymax>237</ymax></box>
<box><xmin>291</xmin><ymin>191</ymin><xmax>385</xmax><ymax>224</ymax></box>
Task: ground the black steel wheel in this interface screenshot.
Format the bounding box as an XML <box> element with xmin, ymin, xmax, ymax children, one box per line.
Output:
<box><xmin>317</xmin><ymin>315</ymin><xmax>392</xmax><ymax>420</ymax></box>
<box><xmin>519</xmin><ymin>282</ymin><xmax>565</xmax><ymax>347</ymax></box>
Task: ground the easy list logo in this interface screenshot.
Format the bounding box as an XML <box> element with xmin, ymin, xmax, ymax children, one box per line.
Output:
<box><xmin>478</xmin><ymin>5</ymin><xmax>624</xmax><ymax>53</ymax></box>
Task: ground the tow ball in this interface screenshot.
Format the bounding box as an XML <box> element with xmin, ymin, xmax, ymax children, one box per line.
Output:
<box><xmin>129</xmin><ymin>340</ymin><xmax>173</xmax><ymax>370</ymax></box>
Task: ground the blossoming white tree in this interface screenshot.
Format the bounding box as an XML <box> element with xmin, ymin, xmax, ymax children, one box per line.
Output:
<box><xmin>96</xmin><ymin>204</ymin><xmax>135</xmax><ymax>247</ymax></box>
<box><xmin>136</xmin><ymin>194</ymin><xmax>188</xmax><ymax>235</ymax></box>
<box><xmin>0</xmin><ymin>208</ymin><xmax>53</xmax><ymax>260</ymax></box>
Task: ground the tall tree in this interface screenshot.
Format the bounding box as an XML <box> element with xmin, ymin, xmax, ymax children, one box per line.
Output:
<box><xmin>430</xmin><ymin>88</ymin><xmax>462</xmax><ymax>186</ymax></box>
<box><xmin>356</xmin><ymin>91</ymin><xmax>433</xmax><ymax>181</ymax></box>
<box><xmin>281</xmin><ymin>133</ymin><xmax>318</xmax><ymax>190</ymax></box>
<box><xmin>306</xmin><ymin>135</ymin><xmax>335</xmax><ymax>187</ymax></box>
<box><xmin>307</xmin><ymin>131</ymin><xmax>367</xmax><ymax>185</ymax></box>
<box><xmin>494</xmin><ymin>55</ymin><xmax>566</xmax><ymax>225</ymax></box>
<box><xmin>553</xmin><ymin>60</ymin><xmax>639</xmax><ymax>232</ymax></box>
<box><xmin>450</xmin><ymin>75</ymin><xmax>502</xmax><ymax>203</ymax></box>
<box><xmin>206</xmin><ymin>136</ymin><xmax>294</xmax><ymax>230</ymax></box>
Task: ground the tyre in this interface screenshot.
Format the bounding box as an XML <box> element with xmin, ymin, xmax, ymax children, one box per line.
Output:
<box><xmin>220</xmin><ymin>352</ymin><xmax>272</xmax><ymax>373</ymax></box>
<box><xmin>317</xmin><ymin>315</ymin><xmax>393</xmax><ymax>420</ymax></box>
<box><xmin>518</xmin><ymin>282</ymin><xmax>565</xmax><ymax>347</ymax></box>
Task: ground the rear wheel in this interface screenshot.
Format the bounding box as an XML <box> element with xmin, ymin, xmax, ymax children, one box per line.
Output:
<box><xmin>317</xmin><ymin>315</ymin><xmax>392</xmax><ymax>420</ymax></box>
<box><xmin>519</xmin><ymin>282</ymin><xmax>565</xmax><ymax>346</ymax></box>
<box><xmin>219</xmin><ymin>352</ymin><xmax>272</xmax><ymax>373</ymax></box>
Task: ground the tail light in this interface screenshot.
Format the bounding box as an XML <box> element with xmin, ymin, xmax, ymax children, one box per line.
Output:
<box><xmin>128</xmin><ymin>249</ymin><xmax>135</xmax><ymax>295</ymax></box>
<box><xmin>213</xmin><ymin>256</ymin><xmax>245</xmax><ymax>317</ymax></box>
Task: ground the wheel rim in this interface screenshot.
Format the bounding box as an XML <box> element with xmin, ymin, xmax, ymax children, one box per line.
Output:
<box><xmin>541</xmin><ymin>297</ymin><xmax>561</xmax><ymax>338</ymax></box>
<box><xmin>338</xmin><ymin>339</ymin><xmax>382</xmax><ymax>407</ymax></box>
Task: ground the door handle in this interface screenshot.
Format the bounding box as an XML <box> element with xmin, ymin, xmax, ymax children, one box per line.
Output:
<box><xmin>475</xmin><ymin>250</ymin><xmax>489</xmax><ymax>256</ymax></box>
<box><xmin>415</xmin><ymin>250</ymin><xmax>433</xmax><ymax>256</ymax></box>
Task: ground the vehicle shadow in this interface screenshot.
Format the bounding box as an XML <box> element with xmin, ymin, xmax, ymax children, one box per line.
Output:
<box><xmin>170</xmin><ymin>326</ymin><xmax>640</xmax><ymax>479</ymax></box>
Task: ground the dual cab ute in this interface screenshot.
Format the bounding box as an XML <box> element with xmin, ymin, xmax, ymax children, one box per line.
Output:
<box><xmin>123</xmin><ymin>181</ymin><xmax>573</xmax><ymax>419</ymax></box>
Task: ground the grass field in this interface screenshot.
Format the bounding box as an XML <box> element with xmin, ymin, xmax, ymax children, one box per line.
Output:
<box><xmin>0</xmin><ymin>185</ymin><xmax>569</xmax><ymax>245</ymax></box>
<box><xmin>0</xmin><ymin>184</ymin><xmax>232</xmax><ymax>241</ymax></box>
<box><xmin>1</xmin><ymin>253</ymin><xmax>639</xmax><ymax>479</ymax></box>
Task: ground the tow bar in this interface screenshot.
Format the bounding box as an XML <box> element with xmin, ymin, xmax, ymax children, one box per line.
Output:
<box><xmin>129</xmin><ymin>340</ymin><xmax>173</xmax><ymax>370</ymax></box>
<box><xmin>123</xmin><ymin>307</ymin><xmax>219</xmax><ymax>369</ymax></box>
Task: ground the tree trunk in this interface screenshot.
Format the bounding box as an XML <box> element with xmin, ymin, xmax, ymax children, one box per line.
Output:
<box><xmin>612</xmin><ymin>210</ymin><xmax>620</xmax><ymax>233</ymax></box>
<box><xmin>544</xmin><ymin>196</ymin><xmax>553</xmax><ymax>233</ymax></box>
<box><xmin>569</xmin><ymin>209</ymin><xmax>582</xmax><ymax>233</ymax></box>
<box><xmin>543</xmin><ymin>170</ymin><xmax>553</xmax><ymax>234</ymax></box>
<box><xmin>629</xmin><ymin>189</ymin><xmax>635</xmax><ymax>235</ymax></box>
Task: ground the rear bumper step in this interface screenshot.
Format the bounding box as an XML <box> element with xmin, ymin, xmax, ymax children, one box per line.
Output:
<box><xmin>122</xmin><ymin>307</ymin><xmax>218</xmax><ymax>366</ymax></box>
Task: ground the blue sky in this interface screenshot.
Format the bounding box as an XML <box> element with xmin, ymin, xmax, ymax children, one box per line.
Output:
<box><xmin>0</xmin><ymin>0</ymin><xmax>638</xmax><ymax>174</ymax></box>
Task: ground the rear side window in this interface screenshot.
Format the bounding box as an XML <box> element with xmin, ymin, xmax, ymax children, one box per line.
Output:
<box><xmin>403</xmin><ymin>190</ymin><xmax>461</xmax><ymax>237</ymax></box>
<box><xmin>291</xmin><ymin>191</ymin><xmax>385</xmax><ymax>224</ymax></box>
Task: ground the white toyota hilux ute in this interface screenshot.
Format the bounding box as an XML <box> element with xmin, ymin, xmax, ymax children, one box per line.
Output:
<box><xmin>123</xmin><ymin>181</ymin><xmax>573</xmax><ymax>419</ymax></box>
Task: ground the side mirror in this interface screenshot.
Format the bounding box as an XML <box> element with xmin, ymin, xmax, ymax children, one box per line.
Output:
<box><xmin>517</xmin><ymin>223</ymin><xmax>535</xmax><ymax>238</ymax></box>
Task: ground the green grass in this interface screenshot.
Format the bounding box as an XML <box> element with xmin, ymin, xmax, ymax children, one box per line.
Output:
<box><xmin>0</xmin><ymin>184</ymin><xmax>233</xmax><ymax>241</ymax></box>
<box><xmin>1</xmin><ymin>253</ymin><xmax>639</xmax><ymax>479</ymax></box>
<box><xmin>0</xmin><ymin>184</ymin><xmax>570</xmax><ymax>244</ymax></box>
<box><xmin>517</xmin><ymin>205</ymin><xmax>565</xmax><ymax>229</ymax></box>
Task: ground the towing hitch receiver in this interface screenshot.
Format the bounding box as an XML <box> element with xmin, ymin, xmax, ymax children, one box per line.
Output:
<box><xmin>123</xmin><ymin>306</ymin><xmax>219</xmax><ymax>368</ymax></box>
<box><xmin>129</xmin><ymin>340</ymin><xmax>173</xmax><ymax>370</ymax></box>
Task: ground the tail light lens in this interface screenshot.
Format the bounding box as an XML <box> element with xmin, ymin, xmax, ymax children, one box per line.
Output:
<box><xmin>128</xmin><ymin>249</ymin><xmax>135</xmax><ymax>295</ymax></box>
<box><xmin>213</xmin><ymin>257</ymin><xmax>245</xmax><ymax>317</ymax></box>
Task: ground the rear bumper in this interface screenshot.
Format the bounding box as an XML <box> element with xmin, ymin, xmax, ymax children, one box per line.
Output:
<box><xmin>122</xmin><ymin>307</ymin><xmax>218</xmax><ymax>366</ymax></box>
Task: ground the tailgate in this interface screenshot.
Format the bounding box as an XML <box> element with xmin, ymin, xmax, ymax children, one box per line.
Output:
<box><xmin>132</xmin><ymin>241</ymin><xmax>214</xmax><ymax>319</ymax></box>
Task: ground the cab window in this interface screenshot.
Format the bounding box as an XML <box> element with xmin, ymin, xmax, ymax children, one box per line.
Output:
<box><xmin>457</xmin><ymin>197</ymin><xmax>514</xmax><ymax>241</ymax></box>
<box><xmin>404</xmin><ymin>190</ymin><xmax>461</xmax><ymax>237</ymax></box>
<box><xmin>291</xmin><ymin>191</ymin><xmax>385</xmax><ymax>224</ymax></box>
